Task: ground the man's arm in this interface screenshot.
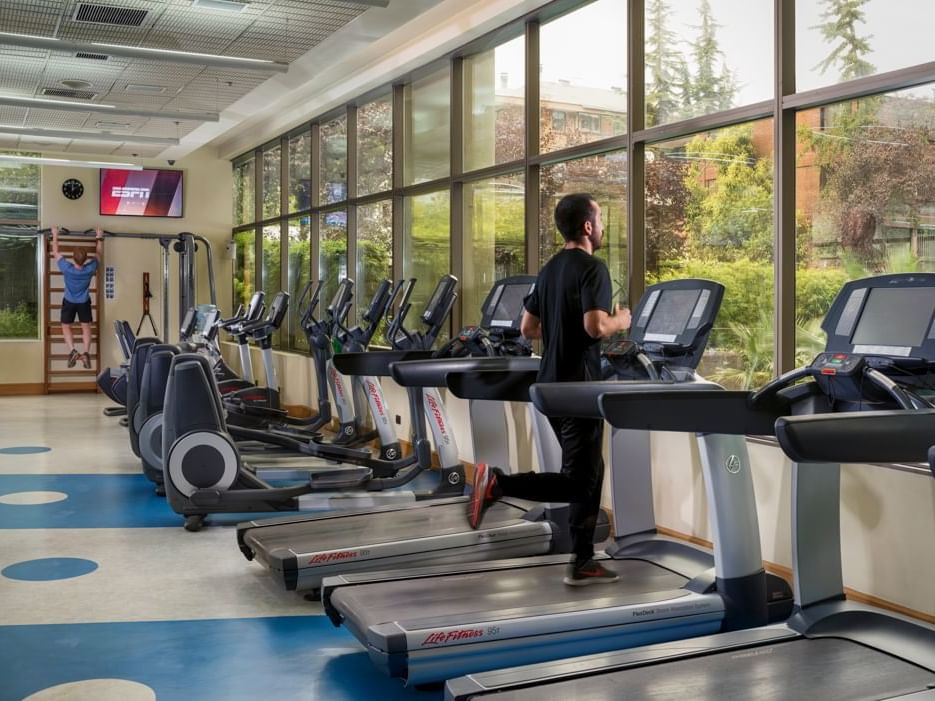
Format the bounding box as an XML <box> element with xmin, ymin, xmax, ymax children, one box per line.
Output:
<box><xmin>583</xmin><ymin>304</ymin><xmax>631</xmax><ymax>339</ymax></box>
<box><xmin>95</xmin><ymin>227</ymin><xmax>104</xmax><ymax>259</ymax></box>
<box><xmin>51</xmin><ymin>226</ymin><xmax>62</xmax><ymax>261</ymax></box>
<box><xmin>520</xmin><ymin>310</ymin><xmax>542</xmax><ymax>340</ymax></box>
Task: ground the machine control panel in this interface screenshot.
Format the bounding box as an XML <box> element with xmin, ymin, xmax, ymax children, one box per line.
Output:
<box><xmin>811</xmin><ymin>352</ymin><xmax>864</xmax><ymax>376</ymax></box>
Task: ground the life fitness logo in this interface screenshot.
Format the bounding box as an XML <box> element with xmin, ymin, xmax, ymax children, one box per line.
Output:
<box><xmin>329</xmin><ymin>366</ymin><xmax>345</xmax><ymax>400</ymax></box>
<box><xmin>421</xmin><ymin>628</ymin><xmax>484</xmax><ymax>646</ymax></box>
<box><xmin>112</xmin><ymin>186</ymin><xmax>151</xmax><ymax>200</ymax></box>
<box><xmin>308</xmin><ymin>549</ymin><xmax>368</xmax><ymax>565</ymax></box>
<box><xmin>366</xmin><ymin>379</ymin><xmax>388</xmax><ymax>424</ymax></box>
<box><xmin>425</xmin><ymin>393</ymin><xmax>451</xmax><ymax>445</ymax></box>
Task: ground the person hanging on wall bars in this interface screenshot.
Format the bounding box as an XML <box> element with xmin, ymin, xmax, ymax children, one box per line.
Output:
<box><xmin>52</xmin><ymin>225</ymin><xmax>103</xmax><ymax>369</ymax></box>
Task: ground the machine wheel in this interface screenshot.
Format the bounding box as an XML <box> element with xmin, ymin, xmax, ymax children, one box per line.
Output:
<box><xmin>184</xmin><ymin>515</ymin><xmax>204</xmax><ymax>532</ymax></box>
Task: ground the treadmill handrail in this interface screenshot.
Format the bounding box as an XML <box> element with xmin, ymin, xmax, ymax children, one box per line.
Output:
<box><xmin>531</xmin><ymin>379</ymin><xmax>722</xmax><ymax>419</ymax></box>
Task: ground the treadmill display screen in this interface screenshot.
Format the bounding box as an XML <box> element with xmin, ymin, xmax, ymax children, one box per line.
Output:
<box><xmin>645</xmin><ymin>289</ymin><xmax>702</xmax><ymax>337</ymax></box>
<box><xmin>851</xmin><ymin>286</ymin><xmax>935</xmax><ymax>348</ymax></box>
<box><xmin>490</xmin><ymin>283</ymin><xmax>532</xmax><ymax>328</ymax></box>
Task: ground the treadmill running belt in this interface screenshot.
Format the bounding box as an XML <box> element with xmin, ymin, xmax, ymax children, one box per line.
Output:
<box><xmin>487</xmin><ymin>638</ymin><xmax>935</xmax><ymax>701</ymax></box>
<box><xmin>245</xmin><ymin>500</ymin><xmax>528</xmax><ymax>554</ymax></box>
<box><xmin>333</xmin><ymin>559</ymin><xmax>689</xmax><ymax>634</ymax></box>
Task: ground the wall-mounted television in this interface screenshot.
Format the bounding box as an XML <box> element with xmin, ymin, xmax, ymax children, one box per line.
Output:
<box><xmin>100</xmin><ymin>168</ymin><xmax>183</xmax><ymax>218</ymax></box>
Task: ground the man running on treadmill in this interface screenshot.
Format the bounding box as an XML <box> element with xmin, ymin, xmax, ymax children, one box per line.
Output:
<box><xmin>468</xmin><ymin>193</ymin><xmax>631</xmax><ymax>586</ymax></box>
<box><xmin>52</xmin><ymin>225</ymin><xmax>103</xmax><ymax>369</ymax></box>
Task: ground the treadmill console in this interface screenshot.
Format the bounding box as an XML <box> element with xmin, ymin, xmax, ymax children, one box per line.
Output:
<box><xmin>479</xmin><ymin>275</ymin><xmax>537</xmax><ymax>334</ymax></box>
<box><xmin>627</xmin><ymin>278</ymin><xmax>725</xmax><ymax>370</ymax></box>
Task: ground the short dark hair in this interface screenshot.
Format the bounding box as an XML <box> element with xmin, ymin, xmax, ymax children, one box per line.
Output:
<box><xmin>73</xmin><ymin>249</ymin><xmax>88</xmax><ymax>265</ymax></box>
<box><xmin>554</xmin><ymin>193</ymin><xmax>597</xmax><ymax>241</ymax></box>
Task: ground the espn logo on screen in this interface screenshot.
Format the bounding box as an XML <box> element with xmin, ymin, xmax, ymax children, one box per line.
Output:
<box><xmin>111</xmin><ymin>186</ymin><xmax>151</xmax><ymax>199</ymax></box>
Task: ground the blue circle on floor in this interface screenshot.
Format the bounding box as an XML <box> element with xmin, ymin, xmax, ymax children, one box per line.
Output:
<box><xmin>0</xmin><ymin>446</ymin><xmax>51</xmax><ymax>455</ymax></box>
<box><xmin>2</xmin><ymin>557</ymin><xmax>98</xmax><ymax>581</ymax></box>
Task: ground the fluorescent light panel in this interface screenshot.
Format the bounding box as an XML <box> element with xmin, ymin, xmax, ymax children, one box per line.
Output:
<box><xmin>192</xmin><ymin>0</ymin><xmax>248</xmax><ymax>12</ymax></box>
<box><xmin>0</xmin><ymin>154</ymin><xmax>143</xmax><ymax>170</ymax></box>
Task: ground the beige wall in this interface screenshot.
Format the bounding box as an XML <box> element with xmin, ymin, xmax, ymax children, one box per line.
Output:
<box><xmin>0</xmin><ymin>146</ymin><xmax>233</xmax><ymax>387</ymax></box>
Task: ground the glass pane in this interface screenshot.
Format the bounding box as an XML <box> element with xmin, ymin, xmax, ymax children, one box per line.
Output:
<box><xmin>403</xmin><ymin>190</ymin><xmax>450</xmax><ymax>339</ymax></box>
<box><xmin>0</xmin><ymin>158</ymin><xmax>39</xmax><ymax>221</ymax></box>
<box><xmin>358</xmin><ymin>94</ymin><xmax>393</xmax><ymax>196</ymax></box>
<box><xmin>539</xmin><ymin>151</ymin><xmax>628</xmax><ymax>295</ymax></box>
<box><xmin>795</xmin><ymin>87</ymin><xmax>935</xmax><ymax>362</ymax></box>
<box><xmin>320</xmin><ymin>116</ymin><xmax>348</xmax><ymax>205</ymax></box>
<box><xmin>262</xmin><ymin>223</ymin><xmax>282</xmax><ymax>347</ymax></box>
<box><xmin>404</xmin><ymin>66</ymin><xmax>451</xmax><ymax>185</ymax></box>
<box><xmin>463</xmin><ymin>173</ymin><xmax>526</xmax><ymax>324</ymax></box>
<box><xmin>233</xmin><ymin>157</ymin><xmax>255</xmax><ymax>226</ymax></box>
<box><xmin>232</xmin><ymin>228</ymin><xmax>256</xmax><ymax>309</ymax></box>
<box><xmin>288</xmin><ymin>131</ymin><xmax>311</xmax><ymax>213</ymax></box>
<box><xmin>645</xmin><ymin>119</ymin><xmax>775</xmax><ymax>389</ymax></box>
<box><xmin>644</xmin><ymin>0</ymin><xmax>772</xmax><ymax>127</ymax></box>
<box><xmin>540</xmin><ymin>0</ymin><xmax>627</xmax><ymax>153</ymax></box>
<box><xmin>798</xmin><ymin>1</ymin><xmax>935</xmax><ymax>93</ymax></box>
<box><xmin>261</xmin><ymin>146</ymin><xmax>281</xmax><ymax>220</ymax></box>
<box><xmin>463</xmin><ymin>35</ymin><xmax>525</xmax><ymax>172</ymax></box>
<box><xmin>320</xmin><ymin>209</ymin><xmax>348</xmax><ymax>314</ymax></box>
<box><xmin>357</xmin><ymin>200</ymin><xmax>393</xmax><ymax>345</ymax></box>
<box><xmin>287</xmin><ymin>216</ymin><xmax>311</xmax><ymax>351</ymax></box>
<box><xmin>0</xmin><ymin>235</ymin><xmax>39</xmax><ymax>338</ymax></box>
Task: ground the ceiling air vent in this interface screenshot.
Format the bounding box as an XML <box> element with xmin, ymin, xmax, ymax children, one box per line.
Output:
<box><xmin>75</xmin><ymin>51</ymin><xmax>109</xmax><ymax>61</ymax></box>
<box><xmin>41</xmin><ymin>87</ymin><xmax>98</xmax><ymax>100</ymax></box>
<box><xmin>73</xmin><ymin>3</ymin><xmax>149</xmax><ymax>27</ymax></box>
<box><xmin>125</xmin><ymin>84</ymin><xmax>167</xmax><ymax>95</ymax></box>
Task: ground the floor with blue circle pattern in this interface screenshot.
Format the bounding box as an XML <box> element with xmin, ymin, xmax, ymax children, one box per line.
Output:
<box><xmin>0</xmin><ymin>394</ymin><xmax>444</xmax><ymax>701</ymax></box>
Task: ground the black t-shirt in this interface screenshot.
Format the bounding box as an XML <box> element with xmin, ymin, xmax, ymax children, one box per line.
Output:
<box><xmin>524</xmin><ymin>248</ymin><xmax>613</xmax><ymax>383</ymax></box>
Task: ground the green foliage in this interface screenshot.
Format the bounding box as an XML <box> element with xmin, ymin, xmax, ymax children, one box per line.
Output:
<box><xmin>813</xmin><ymin>0</ymin><xmax>875</xmax><ymax>81</ymax></box>
<box><xmin>0</xmin><ymin>304</ymin><xmax>38</xmax><ymax>338</ymax></box>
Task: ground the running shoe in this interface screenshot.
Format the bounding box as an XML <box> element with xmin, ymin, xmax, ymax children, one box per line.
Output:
<box><xmin>563</xmin><ymin>559</ymin><xmax>619</xmax><ymax>586</ymax></box>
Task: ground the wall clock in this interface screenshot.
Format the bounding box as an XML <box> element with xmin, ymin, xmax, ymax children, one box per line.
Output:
<box><xmin>62</xmin><ymin>178</ymin><xmax>84</xmax><ymax>200</ymax></box>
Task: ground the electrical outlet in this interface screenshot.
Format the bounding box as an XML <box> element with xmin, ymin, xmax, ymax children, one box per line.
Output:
<box><xmin>395</xmin><ymin>414</ymin><xmax>402</xmax><ymax>425</ymax></box>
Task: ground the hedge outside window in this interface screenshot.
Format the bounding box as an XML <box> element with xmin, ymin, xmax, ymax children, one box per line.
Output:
<box><xmin>232</xmin><ymin>228</ymin><xmax>256</xmax><ymax>310</ymax></box>
<box><xmin>645</xmin><ymin>119</ymin><xmax>774</xmax><ymax>389</ymax></box>
<box><xmin>403</xmin><ymin>190</ymin><xmax>450</xmax><ymax>339</ymax></box>
<box><xmin>288</xmin><ymin>131</ymin><xmax>312</xmax><ymax>213</ymax></box>
<box><xmin>262</xmin><ymin>223</ymin><xmax>283</xmax><ymax>347</ymax></box>
<box><xmin>287</xmin><ymin>216</ymin><xmax>311</xmax><ymax>351</ymax></box>
<box><xmin>357</xmin><ymin>200</ymin><xmax>392</xmax><ymax>345</ymax></box>
<box><xmin>321</xmin><ymin>116</ymin><xmax>348</xmax><ymax>206</ymax></box>
<box><xmin>320</xmin><ymin>210</ymin><xmax>348</xmax><ymax>316</ymax></box>
<box><xmin>795</xmin><ymin>86</ymin><xmax>935</xmax><ymax>364</ymax></box>
<box><xmin>262</xmin><ymin>146</ymin><xmax>281</xmax><ymax>220</ymax></box>
<box><xmin>357</xmin><ymin>94</ymin><xmax>393</xmax><ymax>197</ymax></box>
<box><xmin>233</xmin><ymin>157</ymin><xmax>255</xmax><ymax>226</ymax></box>
<box><xmin>462</xmin><ymin>174</ymin><xmax>525</xmax><ymax>324</ymax></box>
<box><xmin>0</xmin><ymin>234</ymin><xmax>39</xmax><ymax>339</ymax></box>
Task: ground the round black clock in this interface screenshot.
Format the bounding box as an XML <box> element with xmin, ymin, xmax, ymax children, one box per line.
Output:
<box><xmin>62</xmin><ymin>178</ymin><xmax>84</xmax><ymax>200</ymax></box>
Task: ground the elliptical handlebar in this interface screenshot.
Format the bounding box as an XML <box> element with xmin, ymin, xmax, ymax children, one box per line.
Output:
<box><xmin>298</xmin><ymin>280</ymin><xmax>323</xmax><ymax>329</ymax></box>
<box><xmin>385</xmin><ymin>279</ymin><xmax>417</xmax><ymax>349</ymax></box>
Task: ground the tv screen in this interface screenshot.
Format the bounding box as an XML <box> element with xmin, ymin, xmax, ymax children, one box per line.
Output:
<box><xmin>100</xmin><ymin>168</ymin><xmax>183</xmax><ymax>218</ymax></box>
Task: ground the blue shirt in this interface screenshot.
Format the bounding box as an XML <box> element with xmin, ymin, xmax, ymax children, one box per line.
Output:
<box><xmin>58</xmin><ymin>257</ymin><xmax>98</xmax><ymax>303</ymax></box>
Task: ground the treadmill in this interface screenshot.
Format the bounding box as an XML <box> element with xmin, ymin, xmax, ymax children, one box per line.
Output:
<box><xmin>445</xmin><ymin>272</ymin><xmax>935</xmax><ymax>701</ymax></box>
<box><xmin>320</xmin><ymin>278</ymin><xmax>792</xmax><ymax>686</ymax></box>
<box><xmin>236</xmin><ymin>276</ymin><xmax>571</xmax><ymax>597</ymax></box>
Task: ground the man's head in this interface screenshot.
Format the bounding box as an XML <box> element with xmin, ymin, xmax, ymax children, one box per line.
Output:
<box><xmin>73</xmin><ymin>249</ymin><xmax>88</xmax><ymax>266</ymax></box>
<box><xmin>554</xmin><ymin>193</ymin><xmax>603</xmax><ymax>250</ymax></box>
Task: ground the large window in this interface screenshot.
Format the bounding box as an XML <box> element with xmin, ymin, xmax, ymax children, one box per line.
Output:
<box><xmin>261</xmin><ymin>145</ymin><xmax>281</xmax><ymax>220</ymax></box>
<box><xmin>233</xmin><ymin>228</ymin><xmax>256</xmax><ymax>309</ymax></box>
<box><xmin>320</xmin><ymin>210</ymin><xmax>348</xmax><ymax>314</ymax></box>
<box><xmin>540</xmin><ymin>0</ymin><xmax>627</xmax><ymax>153</ymax></box>
<box><xmin>358</xmin><ymin>94</ymin><xmax>393</xmax><ymax>196</ymax></box>
<box><xmin>288</xmin><ymin>131</ymin><xmax>311</xmax><ymax>213</ymax></box>
<box><xmin>357</xmin><ymin>200</ymin><xmax>393</xmax><ymax>344</ymax></box>
<box><xmin>262</xmin><ymin>223</ymin><xmax>282</xmax><ymax>346</ymax></box>
<box><xmin>646</xmin><ymin>120</ymin><xmax>775</xmax><ymax>388</ymax></box>
<box><xmin>0</xmin><ymin>233</ymin><xmax>40</xmax><ymax>339</ymax></box>
<box><xmin>463</xmin><ymin>35</ymin><xmax>525</xmax><ymax>172</ymax></box>
<box><xmin>463</xmin><ymin>174</ymin><xmax>525</xmax><ymax>323</ymax></box>
<box><xmin>233</xmin><ymin>156</ymin><xmax>255</xmax><ymax>226</ymax></box>
<box><xmin>404</xmin><ymin>66</ymin><xmax>451</xmax><ymax>185</ymax></box>
<box><xmin>539</xmin><ymin>151</ymin><xmax>628</xmax><ymax>294</ymax></box>
<box><xmin>320</xmin><ymin>116</ymin><xmax>348</xmax><ymax>205</ymax></box>
<box><xmin>795</xmin><ymin>86</ymin><xmax>935</xmax><ymax>361</ymax></box>
<box><xmin>403</xmin><ymin>190</ymin><xmax>450</xmax><ymax>332</ymax></box>
<box><xmin>644</xmin><ymin>0</ymin><xmax>772</xmax><ymax>127</ymax></box>
<box><xmin>797</xmin><ymin>1</ymin><xmax>935</xmax><ymax>93</ymax></box>
<box><xmin>287</xmin><ymin>216</ymin><xmax>311</xmax><ymax>351</ymax></box>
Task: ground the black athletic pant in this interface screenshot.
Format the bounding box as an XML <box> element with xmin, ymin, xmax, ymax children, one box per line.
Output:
<box><xmin>496</xmin><ymin>416</ymin><xmax>604</xmax><ymax>565</ymax></box>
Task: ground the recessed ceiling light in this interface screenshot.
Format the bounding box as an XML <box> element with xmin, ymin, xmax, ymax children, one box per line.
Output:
<box><xmin>61</xmin><ymin>79</ymin><xmax>93</xmax><ymax>90</ymax></box>
<box><xmin>94</xmin><ymin>121</ymin><xmax>132</xmax><ymax>130</ymax></box>
<box><xmin>125</xmin><ymin>84</ymin><xmax>167</xmax><ymax>95</ymax></box>
<box><xmin>191</xmin><ymin>0</ymin><xmax>249</xmax><ymax>12</ymax></box>
<box><xmin>0</xmin><ymin>154</ymin><xmax>143</xmax><ymax>169</ymax></box>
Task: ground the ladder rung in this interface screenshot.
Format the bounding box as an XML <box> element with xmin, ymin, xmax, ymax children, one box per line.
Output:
<box><xmin>48</xmin><ymin>369</ymin><xmax>98</xmax><ymax>376</ymax></box>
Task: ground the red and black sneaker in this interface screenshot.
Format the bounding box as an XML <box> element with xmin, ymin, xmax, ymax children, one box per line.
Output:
<box><xmin>467</xmin><ymin>463</ymin><xmax>499</xmax><ymax>529</ymax></box>
<box><xmin>563</xmin><ymin>559</ymin><xmax>619</xmax><ymax>586</ymax></box>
